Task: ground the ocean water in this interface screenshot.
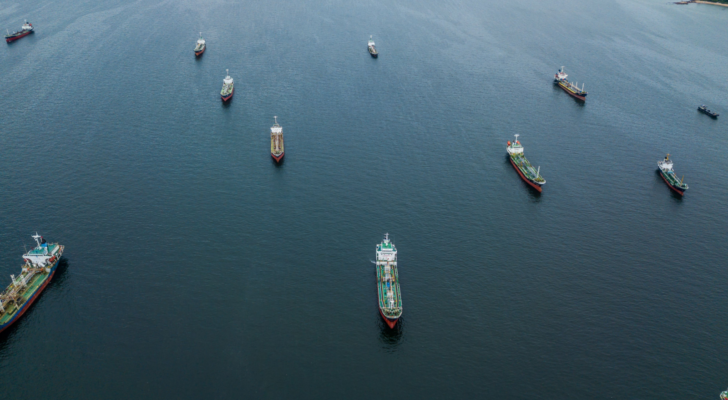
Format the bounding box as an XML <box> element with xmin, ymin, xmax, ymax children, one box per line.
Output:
<box><xmin>1</xmin><ymin>0</ymin><xmax>727</xmax><ymax>397</ymax></box>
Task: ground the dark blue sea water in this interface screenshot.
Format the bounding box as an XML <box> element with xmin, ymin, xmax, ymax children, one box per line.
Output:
<box><xmin>1</xmin><ymin>0</ymin><xmax>727</xmax><ymax>397</ymax></box>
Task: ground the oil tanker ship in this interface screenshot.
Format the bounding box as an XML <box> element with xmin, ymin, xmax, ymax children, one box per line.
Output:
<box><xmin>194</xmin><ymin>32</ymin><xmax>206</xmax><ymax>57</ymax></box>
<box><xmin>657</xmin><ymin>154</ymin><xmax>688</xmax><ymax>195</ymax></box>
<box><xmin>0</xmin><ymin>234</ymin><xmax>64</xmax><ymax>333</ymax></box>
<box><xmin>376</xmin><ymin>233</ymin><xmax>402</xmax><ymax>329</ymax></box>
<box><xmin>5</xmin><ymin>21</ymin><xmax>34</xmax><ymax>43</ymax></box>
<box><xmin>221</xmin><ymin>69</ymin><xmax>234</xmax><ymax>102</ymax></box>
<box><xmin>270</xmin><ymin>116</ymin><xmax>284</xmax><ymax>163</ymax></box>
<box><xmin>507</xmin><ymin>134</ymin><xmax>545</xmax><ymax>192</ymax></box>
<box><xmin>554</xmin><ymin>66</ymin><xmax>587</xmax><ymax>101</ymax></box>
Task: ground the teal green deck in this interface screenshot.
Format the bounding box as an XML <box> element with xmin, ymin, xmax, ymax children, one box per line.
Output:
<box><xmin>377</xmin><ymin>264</ymin><xmax>403</xmax><ymax>318</ymax></box>
<box><xmin>0</xmin><ymin>269</ymin><xmax>51</xmax><ymax>324</ymax></box>
<box><xmin>510</xmin><ymin>153</ymin><xmax>545</xmax><ymax>182</ymax></box>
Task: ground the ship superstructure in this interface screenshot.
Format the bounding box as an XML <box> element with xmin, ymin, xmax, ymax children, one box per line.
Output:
<box><xmin>554</xmin><ymin>66</ymin><xmax>587</xmax><ymax>101</ymax></box>
<box><xmin>657</xmin><ymin>154</ymin><xmax>688</xmax><ymax>195</ymax></box>
<box><xmin>0</xmin><ymin>233</ymin><xmax>64</xmax><ymax>333</ymax></box>
<box><xmin>368</xmin><ymin>35</ymin><xmax>378</xmax><ymax>58</ymax></box>
<box><xmin>221</xmin><ymin>69</ymin><xmax>234</xmax><ymax>102</ymax></box>
<box><xmin>270</xmin><ymin>116</ymin><xmax>285</xmax><ymax>163</ymax></box>
<box><xmin>507</xmin><ymin>134</ymin><xmax>545</xmax><ymax>192</ymax></box>
<box><xmin>5</xmin><ymin>20</ymin><xmax>34</xmax><ymax>43</ymax></box>
<box><xmin>376</xmin><ymin>233</ymin><xmax>402</xmax><ymax>329</ymax></box>
<box><xmin>194</xmin><ymin>32</ymin><xmax>206</xmax><ymax>57</ymax></box>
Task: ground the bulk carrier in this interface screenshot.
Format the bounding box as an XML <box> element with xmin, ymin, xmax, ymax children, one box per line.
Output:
<box><xmin>507</xmin><ymin>134</ymin><xmax>545</xmax><ymax>192</ymax></box>
<box><xmin>5</xmin><ymin>21</ymin><xmax>34</xmax><ymax>43</ymax></box>
<box><xmin>554</xmin><ymin>66</ymin><xmax>587</xmax><ymax>101</ymax></box>
<box><xmin>657</xmin><ymin>154</ymin><xmax>688</xmax><ymax>195</ymax></box>
<box><xmin>375</xmin><ymin>233</ymin><xmax>402</xmax><ymax>329</ymax></box>
<box><xmin>270</xmin><ymin>116</ymin><xmax>285</xmax><ymax>163</ymax></box>
<box><xmin>0</xmin><ymin>234</ymin><xmax>64</xmax><ymax>333</ymax></box>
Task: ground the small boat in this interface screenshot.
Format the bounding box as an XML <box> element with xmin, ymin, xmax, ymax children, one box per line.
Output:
<box><xmin>0</xmin><ymin>233</ymin><xmax>64</xmax><ymax>333</ymax></box>
<box><xmin>657</xmin><ymin>154</ymin><xmax>688</xmax><ymax>195</ymax></box>
<box><xmin>554</xmin><ymin>66</ymin><xmax>587</xmax><ymax>101</ymax></box>
<box><xmin>698</xmin><ymin>105</ymin><xmax>719</xmax><ymax>118</ymax></box>
<box><xmin>376</xmin><ymin>233</ymin><xmax>402</xmax><ymax>329</ymax></box>
<box><xmin>368</xmin><ymin>35</ymin><xmax>378</xmax><ymax>58</ymax></box>
<box><xmin>194</xmin><ymin>32</ymin><xmax>206</xmax><ymax>57</ymax></box>
<box><xmin>220</xmin><ymin>69</ymin><xmax>234</xmax><ymax>102</ymax></box>
<box><xmin>5</xmin><ymin>20</ymin><xmax>34</xmax><ymax>43</ymax></box>
<box><xmin>507</xmin><ymin>134</ymin><xmax>546</xmax><ymax>192</ymax></box>
<box><xmin>270</xmin><ymin>116</ymin><xmax>285</xmax><ymax>163</ymax></box>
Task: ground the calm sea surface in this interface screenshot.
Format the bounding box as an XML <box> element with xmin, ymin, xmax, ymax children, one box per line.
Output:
<box><xmin>1</xmin><ymin>0</ymin><xmax>727</xmax><ymax>397</ymax></box>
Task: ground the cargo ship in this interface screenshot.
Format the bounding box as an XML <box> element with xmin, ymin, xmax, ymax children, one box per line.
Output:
<box><xmin>507</xmin><ymin>134</ymin><xmax>545</xmax><ymax>192</ymax></box>
<box><xmin>270</xmin><ymin>116</ymin><xmax>285</xmax><ymax>163</ymax></box>
<box><xmin>194</xmin><ymin>32</ymin><xmax>206</xmax><ymax>57</ymax></box>
<box><xmin>0</xmin><ymin>234</ymin><xmax>64</xmax><ymax>333</ymax></box>
<box><xmin>720</xmin><ymin>388</ymin><xmax>728</xmax><ymax>400</ymax></box>
<box><xmin>368</xmin><ymin>35</ymin><xmax>378</xmax><ymax>58</ymax></box>
<box><xmin>698</xmin><ymin>105</ymin><xmax>719</xmax><ymax>118</ymax></box>
<box><xmin>376</xmin><ymin>233</ymin><xmax>402</xmax><ymax>329</ymax></box>
<box><xmin>554</xmin><ymin>66</ymin><xmax>587</xmax><ymax>101</ymax></box>
<box><xmin>657</xmin><ymin>154</ymin><xmax>688</xmax><ymax>195</ymax></box>
<box><xmin>5</xmin><ymin>20</ymin><xmax>34</xmax><ymax>43</ymax></box>
<box><xmin>220</xmin><ymin>69</ymin><xmax>234</xmax><ymax>102</ymax></box>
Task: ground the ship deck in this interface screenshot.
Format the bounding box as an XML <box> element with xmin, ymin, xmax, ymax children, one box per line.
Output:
<box><xmin>0</xmin><ymin>271</ymin><xmax>49</xmax><ymax>324</ymax></box>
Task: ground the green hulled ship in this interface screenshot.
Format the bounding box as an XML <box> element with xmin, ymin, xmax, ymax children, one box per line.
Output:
<box><xmin>657</xmin><ymin>154</ymin><xmax>688</xmax><ymax>195</ymax></box>
<box><xmin>376</xmin><ymin>233</ymin><xmax>402</xmax><ymax>329</ymax></box>
<box><xmin>507</xmin><ymin>134</ymin><xmax>546</xmax><ymax>192</ymax></box>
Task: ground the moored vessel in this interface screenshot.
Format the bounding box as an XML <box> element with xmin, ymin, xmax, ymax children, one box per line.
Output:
<box><xmin>5</xmin><ymin>20</ymin><xmax>34</xmax><ymax>43</ymax></box>
<box><xmin>507</xmin><ymin>134</ymin><xmax>545</xmax><ymax>192</ymax></box>
<box><xmin>220</xmin><ymin>69</ymin><xmax>234</xmax><ymax>102</ymax></box>
<box><xmin>376</xmin><ymin>233</ymin><xmax>402</xmax><ymax>329</ymax></box>
<box><xmin>720</xmin><ymin>388</ymin><xmax>728</xmax><ymax>400</ymax></box>
<box><xmin>270</xmin><ymin>116</ymin><xmax>285</xmax><ymax>163</ymax></box>
<box><xmin>698</xmin><ymin>105</ymin><xmax>719</xmax><ymax>118</ymax></box>
<box><xmin>554</xmin><ymin>66</ymin><xmax>587</xmax><ymax>101</ymax></box>
<box><xmin>0</xmin><ymin>234</ymin><xmax>64</xmax><ymax>333</ymax></box>
<box><xmin>194</xmin><ymin>32</ymin><xmax>206</xmax><ymax>57</ymax></box>
<box><xmin>368</xmin><ymin>35</ymin><xmax>378</xmax><ymax>58</ymax></box>
<box><xmin>657</xmin><ymin>154</ymin><xmax>688</xmax><ymax>195</ymax></box>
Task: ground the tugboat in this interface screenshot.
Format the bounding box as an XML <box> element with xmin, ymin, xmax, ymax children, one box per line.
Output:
<box><xmin>554</xmin><ymin>66</ymin><xmax>587</xmax><ymax>101</ymax></box>
<box><xmin>507</xmin><ymin>134</ymin><xmax>546</xmax><ymax>192</ymax></box>
<box><xmin>657</xmin><ymin>154</ymin><xmax>688</xmax><ymax>195</ymax></box>
<box><xmin>270</xmin><ymin>116</ymin><xmax>285</xmax><ymax>163</ymax></box>
<box><xmin>698</xmin><ymin>105</ymin><xmax>719</xmax><ymax>119</ymax></box>
<box><xmin>376</xmin><ymin>233</ymin><xmax>402</xmax><ymax>329</ymax></box>
<box><xmin>220</xmin><ymin>69</ymin><xmax>234</xmax><ymax>102</ymax></box>
<box><xmin>5</xmin><ymin>20</ymin><xmax>34</xmax><ymax>43</ymax></box>
<box><xmin>194</xmin><ymin>32</ymin><xmax>206</xmax><ymax>57</ymax></box>
<box><xmin>0</xmin><ymin>233</ymin><xmax>64</xmax><ymax>333</ymax></box>
<box><xmin>368</xmin><ymin>35</ymin><xmax>378</xmax><ymax>58</ymax></box>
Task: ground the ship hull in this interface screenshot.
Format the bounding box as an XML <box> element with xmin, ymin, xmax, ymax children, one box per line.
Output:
<box><xmin>195</xmin><ymin>47</ymin><xmax>205</xmax><ymax>57</ymax></box>
<box><xmin>555</xmin><ymin>81</ymin><xmax>586</xmax><ymax>101</ymax></box>
<box><xmin>379</xmin><ymin>308</ymin><xmax>398</xmax><ymax>329</ymax></box>
<box><xmin>5</xmin><ymin>30</ymin><xmax>32</xmax><ymax>43</ymax></box>
<box><xmin>509</xmin><ymin>157</ymin><xmax>543</xmax><ymax>192</ymax></box>
<box><xmin>221</xmin><ymin>87</ymin><xmax>234</xmax><ymax>102</ymax></box>
<box><xmin>698</xmin><ymin>108</ymin><xmax>718</xmax><ymax>118</ymax></box>
<box><xmin>659</xmin><ymin>169</ymin><xmax>686</xmax><ymax>196</ymax></box>
<box><xmin>271</xmin><ymin>152</ymin><xmax>284</xmax><ymax>163</ymax></box>
<box><xmin>368</xmin><ymin>47</ymin><xmax>378</xmax><ymax>58</ymax></box>
<box><xmin>0</xmin><ymin>257</ymin><xmax>60</xmax><ymax>333</ymax></box>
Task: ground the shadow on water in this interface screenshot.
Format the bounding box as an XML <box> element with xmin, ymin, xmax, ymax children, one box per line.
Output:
<box><xmin>0</xmin><ymin>257</ymin><xmax>70</xmax><ymax>343</ymax></box>
<box><xmin>378</xmin><ymin>315</ymin><xmax>403</xmax><ymax>351</ymax></box>
<box><xmin>271</xmin><ymin>157</ymin><xmax>284</xmax><ymax>167</ymax></box>
<box><xmin>655</xmin><ymin>170</ymin><xmax>685</xmax><ymax>201</ymax></box>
